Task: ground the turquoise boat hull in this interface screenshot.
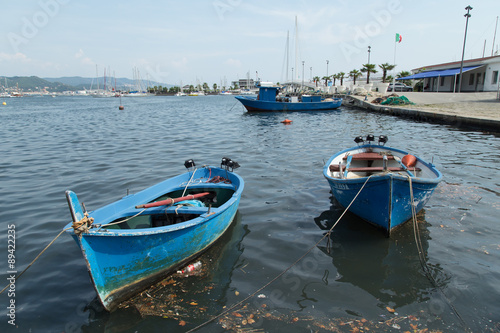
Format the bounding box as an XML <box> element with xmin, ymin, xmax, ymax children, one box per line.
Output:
<box><xmin>64</xmin><ymin>165</ymin><xmax>244</xmax><ymax>311</ymax></box>
<box><xmin>323</xmin><ymin>144</ymin><xmax>441</xmax><ymax>236</ymax></box>
<box><xmin>235</xmin><ymin>95</ymin><xmax>342</xmax><ymax>112</ymax></box>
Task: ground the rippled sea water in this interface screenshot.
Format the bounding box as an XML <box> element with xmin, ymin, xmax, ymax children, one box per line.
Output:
<box><xmin>0</xmin><ymin>95</ymin><xmax>499</xmax><ymax>332</ymax></box>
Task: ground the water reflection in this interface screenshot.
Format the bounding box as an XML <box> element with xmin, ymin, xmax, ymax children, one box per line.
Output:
<box><xmin>79</xmin><ymin>212</ymin><xmax>249</xmax><ymax>331</ymax></box>
<box><xmin>314</xmin><ymin>196</ymin><xmax>449</xmax><ymax>309</ymax></box>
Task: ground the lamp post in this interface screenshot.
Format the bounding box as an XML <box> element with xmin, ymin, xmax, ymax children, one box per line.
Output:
<box><xmin>458</xmin><ymin>5</ymin><xmax>472</xmax><ymax>93</ymax></box>
<box><xmin>310</xmin><ymin>67</ymin><xmax>312</xmax><ymax>81</ymax></box>
<box><xmin>326</xmin><ymin>60</ymin><xmax>329</xmax><ymax>77</ymax></box>
<box><xmin>367</xmin><ymin>46</ymin><xmax>371</xmax><ymax>64</ymax></box>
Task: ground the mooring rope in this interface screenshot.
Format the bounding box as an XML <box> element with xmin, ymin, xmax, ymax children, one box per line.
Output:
<box><xmin>408</xmin><ymin>176</ymin><xmax>469</xmax><ymax>331</ymax></box>
<box><xmin>0</xmin><ymin>226</ymin><xmax>72</xmax><ymax>295</ymax></box>
<box><xmin>186</xmin><ymin>175</ymin><xmax>374</xmax><ymax>333</ymax></box>
<box><xmin>95</xmin><ymin>208</ymin><xmax>147</xmax><ymax>230</ymax></box>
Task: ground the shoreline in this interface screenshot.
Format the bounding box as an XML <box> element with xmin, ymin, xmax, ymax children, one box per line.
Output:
<box><xmin>342</xmin><ymin>92</ymin><xmax>500</xmax><ymax>133</ymax></box>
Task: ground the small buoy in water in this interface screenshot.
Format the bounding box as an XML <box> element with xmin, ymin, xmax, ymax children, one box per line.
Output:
<box><xmin>119</xmin><ymin>105</ymin><xmax>124</xmax><ymax>110</ymax></box>
<box><xmin>281</xmin><ymin>119</ymin><xmax>292</xmax><ymax>124</ymax></box>
<box><xmin>2</xmin><ymin>102</ymin><xmax>6</xmax><ymax>105</ymax></box>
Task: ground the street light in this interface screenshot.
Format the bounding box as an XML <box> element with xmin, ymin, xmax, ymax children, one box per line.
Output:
<box><xmin>326</xmin><ymin>60</ymin><xmax>329</xmax><ymax>77</ymax></box>
<box><xmin>310</xmin><ymin>67</ymin><xmax>312</xmax><ymax>81</ymax></box>
<box><xmin>367</xmin><ymin>46</ymin><xmax>371</xmax><ymax>64</ymax></box>
<box><xmin>458</xmin><ymin>5</ymin><xmax>472</xmax><ymax>93</ymax></box>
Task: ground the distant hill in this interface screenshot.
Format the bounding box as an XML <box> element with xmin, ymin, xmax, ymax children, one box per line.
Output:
<box><xmin>1</xmin><ymin>76</ymin><xmax>75</xmax><ymax>92</ymax></box>
<box><xmin>43</xmin><ymin>76</ymin><xmax>173</xmax><ymax>91</ymax></box>
<box><xmin>0</xmin><ymin>76</ymin><xmax>174</xmax><ymax>92</ymax></box>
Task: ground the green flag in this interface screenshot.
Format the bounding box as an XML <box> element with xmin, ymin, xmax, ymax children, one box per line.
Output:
<box><xmin>395</xmin><ymin>33</ymin><xmax>402</xmax><ymax>43</ymax></box>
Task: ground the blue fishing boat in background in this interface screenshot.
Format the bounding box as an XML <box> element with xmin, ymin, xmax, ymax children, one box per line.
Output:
<box><xmin>235</xmin><ymin>85</ymin><xmax>342</xmax><ymax>112</ymax></box>
<box><xmin>323</xmin><ymin>135</ymin><xmax>442</xmax><ymax>236</ymax></box>
<box><xmin>64</xmin><ymin>158</ymin><xmax>244</xmax><ymax>311</ymax></box>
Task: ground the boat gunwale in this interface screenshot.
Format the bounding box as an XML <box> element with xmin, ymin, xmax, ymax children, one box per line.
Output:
<box><xmin>323</xmin><ymin>144</ymin><xmax>442</xmax><ymax>185</ymax></box>
<box><xmin>64</xmin><ymin>166</ymin><xmax>244</xmax><ymax>237</ymax></box>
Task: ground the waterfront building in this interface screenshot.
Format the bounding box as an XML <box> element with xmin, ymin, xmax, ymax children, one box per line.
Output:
<box><xmin>400</xmin><ymin>55</ymin><xmax>500</xmax><ymax>92</ymax></box>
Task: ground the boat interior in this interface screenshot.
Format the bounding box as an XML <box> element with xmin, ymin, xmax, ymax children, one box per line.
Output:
<box><xmin>328</xmin><ymin>151</ymin><xmax>422</xmax><ymax>179</ymax></box>
<box><xmin>105</xmin><ymin>186</ymin><xmax>235</xmax><ymax>230</ymax></box>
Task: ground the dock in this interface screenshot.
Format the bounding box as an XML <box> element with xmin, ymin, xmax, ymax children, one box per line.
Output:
<box><xmin>342</xmin><ymin>92</ymin><xmax>500</xmax><ymax>132</ymax></box>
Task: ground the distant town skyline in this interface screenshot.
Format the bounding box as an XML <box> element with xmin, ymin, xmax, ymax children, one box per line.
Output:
<box><xmin>0</xmin><ymin>1</ymin><xmax>499</xmax><ymax>85</ymax></box>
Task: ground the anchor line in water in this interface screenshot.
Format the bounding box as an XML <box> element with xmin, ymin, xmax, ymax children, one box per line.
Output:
<box><xmin>186</xmin><ymin>175</ymin><xmax>374</xmax><ymax>333</ymax></box>
<box><xmin>408</xmin><ymin>176</ymin><xmax>469</xmax><ymax>331</ymax></box>
<box><xmin>0</xmin><ymin>227</ymin><xmax>72</xmax><ymax>295</ymax></box>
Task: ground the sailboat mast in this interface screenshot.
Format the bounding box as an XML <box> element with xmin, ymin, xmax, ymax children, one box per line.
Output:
<box><xmin>286</xmin><ymin>30</ymin><xmax>289</xmax><ymax>82</ymax></box>
<box><xmin>96</xmin><ymin>65</ymin><xmax>99</xmax><ymax>91</ymax></box>
<box><xmin>295</xmin><ymin>16</ymin><xmax>298</xmax><ymax>81</ymax></box>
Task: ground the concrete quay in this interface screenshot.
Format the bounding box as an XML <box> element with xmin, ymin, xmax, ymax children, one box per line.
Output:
<box><xmin>342</xmin><ymin>92</ymin><xmax>500</xmax><ymax>133</ymax></box>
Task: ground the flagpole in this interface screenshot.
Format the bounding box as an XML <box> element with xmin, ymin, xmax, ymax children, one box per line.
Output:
<box><xmin>393</xmin><ymin>34</ymin><xmax>398</xmax><ymax>90</ymax></box>
<box><xmin>393</xmin><ymin>39</ymin><xmax>396</xmax><ymax>88</ymax></box>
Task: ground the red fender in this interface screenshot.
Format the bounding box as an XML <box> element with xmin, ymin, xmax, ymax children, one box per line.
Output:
<box><xmin>402</xmin><ymin>154</ymin><xmax>417</xmax><ymax>168</ymax></box>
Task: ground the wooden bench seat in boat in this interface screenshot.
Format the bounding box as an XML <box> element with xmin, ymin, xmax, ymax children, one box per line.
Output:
<box><xmin>342</xmin><ymin>152</ymin><xmax>394</xmax><ymax>160</ymax></box>
<box><xmin>329</xmin><ymin>165</ymin><xmax>421</xmax><ymax>173</ymax></box>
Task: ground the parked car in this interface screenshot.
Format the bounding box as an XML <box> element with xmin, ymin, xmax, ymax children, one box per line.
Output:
<box><xmin>387</xmin><ymin>82</ymin><xmax>413</xmax><ymax>92</ymax></box>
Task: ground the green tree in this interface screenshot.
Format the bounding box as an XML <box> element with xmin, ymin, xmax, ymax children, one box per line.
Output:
<box><xmin>213</xmin><ymin>83</ymin><xmax>218</xmax><ymax>92</ymax></box>
<box><xmin>349</xmin><ymin>69</ymin><xmax>362</xmax><ymax>85</ymax></box>
<box><xmin>360</xmin><ymin>64</ymin><xmax>378</xmax><ymax>84</ymax></box>
<box><xmin>397</xmin><ymin>71</ymin><xmax>412</xmax><ymax>86</ymax></box>
<box><xmin>313</xmin><ymin>76</ymin><xmax>320</xmax><ymax>87</ymax></box>
<box><xmin>322</xmin><ymin>75</ymin><xmax>331</xmax><ymax>86</ymax></box>
<box><xmin>331</xmin><ymin>74</ymin><xmax>337</xmax><ymax>86</ymax></box>
<box><xmin>378</xmin><ymin>63</ymin><xmax>396</xmax><ymax>83</ymax></box>
<box><xmin>337</xmin><ymin>72</ymin><xmax>346</xmax><ymax>86</ymax></box>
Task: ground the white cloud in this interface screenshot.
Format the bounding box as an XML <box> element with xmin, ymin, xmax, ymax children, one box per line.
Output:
<box><xmin>74</xmin><ymin>49</ymin><xmax>84</xmax><ymax>58</ymax></box>
<box><xmin>225</xmin><ymin>58</ymin><xmax>241</xmax><ymax>67</ymax></box>
<box><xmin>74</xmin><ymin>49</ymin><xmax>94</xmax><ymax>66</ymax></box>
<box><xmin>0</xmin><ymin>52</ymin><xmax>31</xmax><ymax>62</ymax></box>
<box><xmin>172</xmin><ymin>57</ymin><xmax>188</xmax><ymax>68</ymax></box>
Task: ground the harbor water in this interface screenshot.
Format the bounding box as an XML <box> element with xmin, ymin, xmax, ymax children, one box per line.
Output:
<box><xmin>0</xmin><ymin>95</ymin><xmax>499</xmax><ymax>332</ymax></box>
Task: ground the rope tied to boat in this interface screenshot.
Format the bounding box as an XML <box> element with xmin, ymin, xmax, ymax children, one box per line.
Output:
<box><xmin>186</xmin><ymin>175</ymin><xmax>374</xmax><ymax>333</ymax></box>
<box><xmin>406</xmin><ymin>175</ymin><xmax>469</xmax><ymax>331</ymax></box>
<box><xmin>72</xmin><ymin>212</ymin><xmax>94</xmax><ymax>235</ymax></box>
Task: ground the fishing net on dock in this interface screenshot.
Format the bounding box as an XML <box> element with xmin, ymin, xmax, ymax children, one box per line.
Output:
<box><xmin>380</xmin><ymin>95</ymin><xmax>415</xmax><ymax>105</ymax></box>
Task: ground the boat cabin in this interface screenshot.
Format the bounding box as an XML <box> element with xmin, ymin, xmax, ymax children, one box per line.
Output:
<box><xmin>257</xmin><ymin>86</ymin><xmax>279</xmax><ymax>102</ymax></box>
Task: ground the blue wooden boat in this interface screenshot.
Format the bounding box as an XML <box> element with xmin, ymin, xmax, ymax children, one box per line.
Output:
<box><xmin>235</xmin><ymin>86</ymin><xmax>342</xmax><ymax>112</ymax></box>
<box><xmin>64</xmin><ymin>158</ymin><xmax>244</xmax><ymax>311</ymax></box>
<box><xmin>323</xmin><ymin>136</ymin><xmax>442</xmax><ymax>236</ymax></box>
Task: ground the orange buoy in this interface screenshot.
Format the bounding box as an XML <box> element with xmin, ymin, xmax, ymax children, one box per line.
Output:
<box><xmin>281</xmin><ymin>119</ymin><xmax>292</xmax><ymax>124</ymax></box>
<box><xmin>119</xmin><ymin>105</ymin><xmax>124</xmax><ymax>110</ymax></box>
<box><xmin>402</xmin><ymin>154</ymin><xmax>417</xmax><ymax>168</ymax></box>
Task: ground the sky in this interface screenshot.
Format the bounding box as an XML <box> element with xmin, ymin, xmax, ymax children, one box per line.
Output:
<box><xmin>0</xmin><ymin>0</ymin><xmax>499</xmax><ymax>86</ymax></box>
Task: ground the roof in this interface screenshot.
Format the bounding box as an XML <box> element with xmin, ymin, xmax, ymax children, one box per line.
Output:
<box><xmin>412</xmin><ymin>55</ymin><xmax>500</xmax><ymax>72</ymax></box>
<box><xmin>396</xmin><ymin>65</ymin><xmax>484</xmax><ymax>80</ymax></box>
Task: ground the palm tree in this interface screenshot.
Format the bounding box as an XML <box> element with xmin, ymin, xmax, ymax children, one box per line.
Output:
<box><xmin>349</xmin><ymin>69</ymin><xmax>362</xmax><ymax>85</ymax></box>
<box><xmin>378</xmin><ymin>63</ymin><xmax>396</xmax><ymax>83</ymax></box>
<box><xmin>337</xmin><ymin>72</ymin><xmax>346</xmax><ymax>86</ymax></box>
<box><xmin>360</xmin><ymin>64</ymin><xmax>378</xmax><ymax>84</ymax></box>
<box><xmin>322</xmin><ymin>76</ymin><xmax>331</xmax><ymax>86</ymax></box>
<box><xmin>213</xmin><ymin>83</ymin><xmax>218</xmax><ymax>92</ymax></box>
<box><xmin>397</xmin><ymin>71</ymin><xmax>412</xmax><ymax>86</ymax></box>
<box><xmin>313</xmin><ymin>76</ymin><xmax>320</xmax><ymax>87</ymax></box>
